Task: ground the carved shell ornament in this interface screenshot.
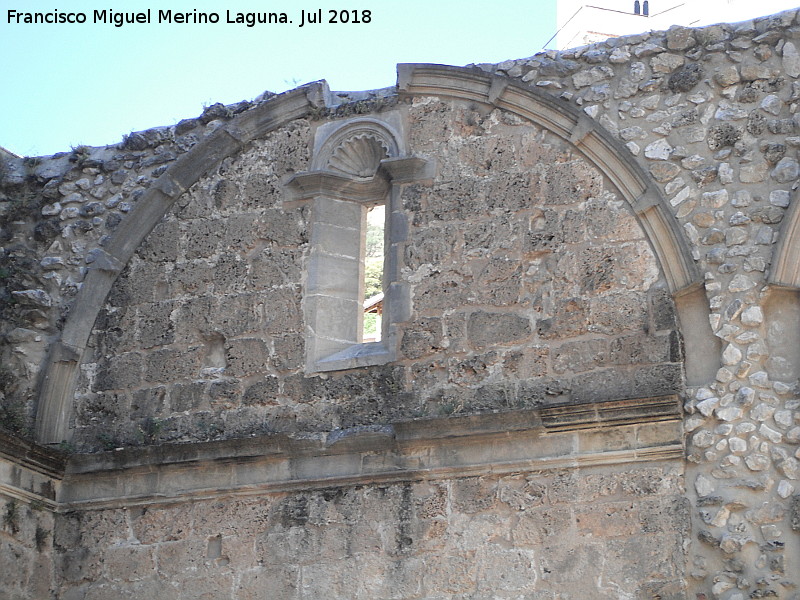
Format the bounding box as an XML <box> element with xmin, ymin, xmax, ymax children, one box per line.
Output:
<box><xmin>311</xmin><ymin>118</ymin><xmax>403</xmax><ymax>178</ymax></box>
<box><xmin>326</xmin><ymin>133</ymin><xmax>391</xmax><ymax>178</ymax></box>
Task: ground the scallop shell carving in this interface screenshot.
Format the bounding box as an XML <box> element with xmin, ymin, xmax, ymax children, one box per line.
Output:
<box><xmin>327</xmin><ymin>134</ymin><xmax>390</xmax><ymax>177</ymax></box>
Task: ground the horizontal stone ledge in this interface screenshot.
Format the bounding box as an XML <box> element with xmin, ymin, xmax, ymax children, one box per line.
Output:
<box><xmin>0</xmin><ymin>429</ymin><xmax>65</xmax><ymax>508</ymax></box>
<box><xmin>0</xmin><ymin>428</ymin><xmax>67</xmax><ymax>480</ymax></box>
<box><xmin>379</xmin><ymin>156</ymin><xmax>436</xmax><ymax>183</ymax></box>
<box><xmin>66</xmin><ymin>395</ymin><xmax>680</xmax><ymax>474</ymax></box>
<box><xmin>60</xmin><ymin>445</ymin><xmax>683</xmax><ymax>512</ymax></box>
<box><xmin>60</xmin><ymin>397</ymin><xmax>681</xmax><ymax>509</ymax></box>
<box><xmin>540</xmin><ymin>395</ymin><xmax>682</xmax><ymax>430</ymax></box>
<box><xmin>285</xmin><ymin>170</ymin><xmax>390</xmax><ymax>203</ymax></box>
<box><xmin>0</xmin><ymin>481</ymin><xmax>60</xmax><ymax>511</ymax></box>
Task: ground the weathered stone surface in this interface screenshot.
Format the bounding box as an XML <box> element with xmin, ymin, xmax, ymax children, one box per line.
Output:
<box><xmin>11</xmin><ymin>288</ymin><xmax>53</xmax><ymax>307</ymax></box>
<box><xmin>772</xmin><ymin>157</ymin><xmax>800</xmax><ymax>183</ymax></box>
<box><xmin>667</xmin><ymin>26</ymin><xmax>696</xmax><ymax>50</ymax></box>
<box><xmin>467</xmin><ymin>311</ymin><xmax>532</xmax><ymax>348</ymax></box>
<box><xmin>741</xmin><ymin>306</ymin><xmax>763</xmax><ymax>325</ymax></box>
<box><xmin>46</xmin><ymin>461</ymin><xmax>687</xmax><ymax>600</ymax></box>
<box><xmin>645</xmin><ymin>139</ymin><xmax>674</xmax><ymax>160</ymax></box>
<box><xmin>745</xmin><ymin>453</ymin><xmax>771</xmax><ymax>471</ymax></box>
<box><xmin>714</xmin><ymin>65</ymin><xmax>741</xmax><ymax>87</ymax></box>
<box><xmin>782</xmin><ymin>41</ymin><xmax>800</xmax><ymax>78</ymax></box>
<box><xmin>651</xmin><ymin>53</ymin><xmax>685</xmax><ymax>73</ymax></box>
<box><xmin>572</xmin><ymin>65</ymin><xmax>614</xmax><ymax>88</ymax></box>
<box><xmin>741</xmin><ymin>62</ymin><xmax>775</xmax><ymax>81</ymax></box>
<box><xmin>6</xmin><ymin>12</ymin><xmax>800</xmax><ymax>600</ymax></box>
<box><xmin>668</xmin><ymin>62</ymin><xmax>704</xmax><ymax>92</ymax></box>
<box><xmin>728</xmin><ymin>274</ymin><xmax>756</xmax><ymax>292</ymax></box>
<box><xmin>708</xmin><ymin>124</ymin><xmax>742</xmax><ymax>150</ymax></box>
<box><xmin>650</xmin><ymin>162</ymin><xmax>681</xmax><ymax>182</ymax></box>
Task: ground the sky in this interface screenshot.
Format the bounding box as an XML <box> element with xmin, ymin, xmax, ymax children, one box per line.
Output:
<box><xmin>0</xmin><ymin>0</ymin><xmax>558</xmax><ymax>157</ymax></box>
<box><xmin>1</xmin><ymin>0</ymin><xmax>799</xmax><ymax>157</ymax></box>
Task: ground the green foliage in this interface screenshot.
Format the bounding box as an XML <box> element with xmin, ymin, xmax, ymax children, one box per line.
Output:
<box><xmin>308</xmin><ymin>105</ymin><xmax>327</xmax><ymax>121</ymax></box>
<box><xmin>363</xmin><ymin>312</ymin><xmax>378</xmax><ymax>336</ymax></box>
<box><xmin>0</xmin><ymin>366</ymin><xmax>30</xmax><ymax>436</ymax></box>
<box><xmin>310</xmin><ymin>94</ymin><xmax>396</xmax><ymax>121</ymax></box>
<box><xmin>438</xmin><ymin>401</ymin><xmax>457</xmax><ymax>416</ymax></box>
<box><xmin>0</xmin><ymin>396</ymin><xmax>26</xmax><ymax>434</ymax></box>
<box><xmin>196</xmin><ymin>417</ymin><xmax>222</xmax><ymax>441</ymax></box>
<box><xmin>0</xmin><ymin>183</ymin><xmax>43</xmax><ymax>226</ymax></box>
<box><xmin>22</xmin><ymin>157</ymin><xmax>41</xmax><ymax>175</ymax></box>
<box><xmin>3</xmin><ymin>500</ymin><xmax>18</xmax><ymax>534</ymax></box>
<box><xmin>97</xmin><ymin>432</ymin><xmax>119</xmax><ymax>451</ymax></box>
<box><xmin>57</xmin><ymin>440</ymin><xmax>76</xmax><ymax>454</ymax></box>
<box><xmin>363</xmin><ymin>256</ymin><xmax>383</xmax><ymax>301</ymax></box>
<box><xmin>137</xmin><ymin>417</ymin><xmax>164</xmax><ymax>445</ymax></box>
<box><xmin>35</xmin><ymin>525</ymin><xmax>50</xmax><ymax>551</ymax></box>
<box><xmin>365</xmin><ymin>222</ymin><xmax>384</xmax><ymax>258</ymax></box>
<box><xmin>0</xmin><ymin>365</ymin><xmax>14</xmax><ymax>391</ymax></box>
<box><xmin>363</xmin><ymin>206</ymin><xmax>384</xmax><ymax>337</ymax></box>
<box><xmin>0</xmin><ymin>177</ymin><xmax>50</xmax><ymax>332</ymax></box>
<box><xmin>70</xmin><ymin>145</ymin><xmax>91</xmax><ymax>165</ymax></box>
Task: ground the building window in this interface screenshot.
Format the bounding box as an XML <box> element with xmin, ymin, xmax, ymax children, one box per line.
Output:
<box><xmin>643</xmin><ymin>0</ymin><xmax>649</xmax><ymax>16</ymax></box>
<box><xmin>363</xmin><ymin>204</ymin><xmax>385</xmax><ymax>342</ymax></box>
<box><xmin>287</xmin><ymin>114</ymin><xmax>432</xmax><ymax>372</ymax></box>
<box><xmin>634</xmin><ymin>1</ymin><xmax>641</xmax><ymax>14</ymax></box>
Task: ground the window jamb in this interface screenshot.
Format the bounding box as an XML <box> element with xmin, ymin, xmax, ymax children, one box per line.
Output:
<box><xmin>285</xmin><ymin>115</ymin><xmax>432</xmax><ymax>373</ymax></box>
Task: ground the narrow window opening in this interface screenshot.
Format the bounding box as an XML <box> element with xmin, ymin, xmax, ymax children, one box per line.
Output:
<box><xmin>642</xmin><ymin>0</ymin><xmax>649</xmax><ymax>16</ymax></box>
<box><xmin>288</xmin><ymin>115</ymin><xmax>429</xmax><ymax>372</ymax></box>
<box><xmin>363</xmin><ymin>204</ymin><xmax>385</xmax><ymax>343</ymax></box>
<box><xmin>634</xmin><ymin>0</ymin><xmax>641</xmax><ymax>14</ymax></box>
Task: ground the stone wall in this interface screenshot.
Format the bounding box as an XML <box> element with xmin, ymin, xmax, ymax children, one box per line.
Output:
<box><xmin>54</xmin><ymin>461</ymin><xmax>687</xmax><ymax>600</ymax></box>
<box><xmin>65</xmin><ymin>96</ymin><xmax>680</xmax><ymax>451</ymax></box>
<box><xmin>0</xmin><ymin>489</ymin><xmax>55</xmax><ymax>599</ymax></box>
<box><xmin>483</xmin><ymin>13</ymin><xmax>800</xmax><ymax>599</ymax></box>
<box><xmin>1</xmin><ymin>7</ymin><xmax>800</xmax><ymax>600</ymax></box>
<box><xmin>0</xmin><ymin>432</ymin><xmax>62</xmax><ymax>599</ymax></box>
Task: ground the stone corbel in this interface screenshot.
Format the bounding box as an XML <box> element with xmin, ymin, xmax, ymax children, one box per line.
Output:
<box><xmin>379</xmin><ymin>156</ymin><xmax>435</xmax><ymax>183</ymax></box>
<box><xmin>285</xmin><ymin>170</ymin><xmax>390</xmax><ymax>204</ymax></box>
<box><xmin>285</xmin><ymin>155</ymin><xmax>434</xmax><ymax>206</ymax></box>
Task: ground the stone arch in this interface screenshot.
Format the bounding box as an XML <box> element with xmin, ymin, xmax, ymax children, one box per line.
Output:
<box><xmin>769</xmin><ymin>190</ymin><xmax>800</xmax><ymax>289</ymax></box>
<box><xmin>34</xmin><ymin>84</ymin><xmax>327</xmax><ymax>443</ymax></box>
<box><xmin>397</xmin><ymin>64</ymin><xmax>699</xmax><ymax>294</ymax></box>
<box><xmin>765</xmin><ymin>191</ymin><xmax>800</xmax><ymax>382</ymax></box>
<box><xmin>35</xmin><ymin>66</ymin><xmax>705</xmax><ymax>444</ymax></box>
<box><xmin>398</xmin><ymin>64</ymin><xmax>713</xmax><ymax>384</ymax></box>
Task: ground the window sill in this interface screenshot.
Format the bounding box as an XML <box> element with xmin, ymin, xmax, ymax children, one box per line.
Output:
<box><xmin>313</xmin><ymin>342</ymin><xmax>393</xmax><ymax>372</ymax></box>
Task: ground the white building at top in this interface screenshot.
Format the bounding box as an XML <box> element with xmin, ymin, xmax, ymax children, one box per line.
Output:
<box><xmin>555</xmin><ymin>0</ymin><xmax>800</xmax><ymax>50</ymax></box>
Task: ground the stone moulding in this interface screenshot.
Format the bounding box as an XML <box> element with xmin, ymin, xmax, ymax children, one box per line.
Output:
<box><xmin>34</xmin><ymin>84</ymin><xmax>327</xmax><ymax>444</ymax></box>
<box><xmin>309</xmin><ymin>117</ymin><xmax>403</xmax><ymax>174</ymax></box>
<box><xmin>396</xmin><ymin>64</ymin><xmax>715</xmax><ymax>383</ymax></box>
<box><xmin>286</xmin><ymin>170</ymin><xmax>391</xmax><ymax>203</ymax></box>
<box><xmin>0</xmin><ymin>429</ymin><xmax>65</xmax><ymax>480</ymax></box>
<box><xmin>0</xmin><ymin>429</ymin><xmax>64</xmax><ymax>509</ymax></box>
<box><xmin>33</xmin><ymin>64</ymin><xmax>702</xmax><ymax>445</ymax></box>
<box><xmin>769</xmin><ymin>188</ymin><xmax>800</xmax><ymax>288</ymax></box>
<box><xmin>396</xmin><ymin>63</ymin><xmax>700</xmax><ymax>295</ymax></box>
<box><xmin>287</xmin><ymin>113</ymin><xmax>432</xmax><ymax>373</ymax></box>
<box><xmin>58</xmin><ymin>395</ymin><xmax>681</xmax><ymax>511</ymax></box>
<box><xmin>327</xmin><ymin>134</ymin><xmax>389</xmax><ymax>176</ymax></box>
